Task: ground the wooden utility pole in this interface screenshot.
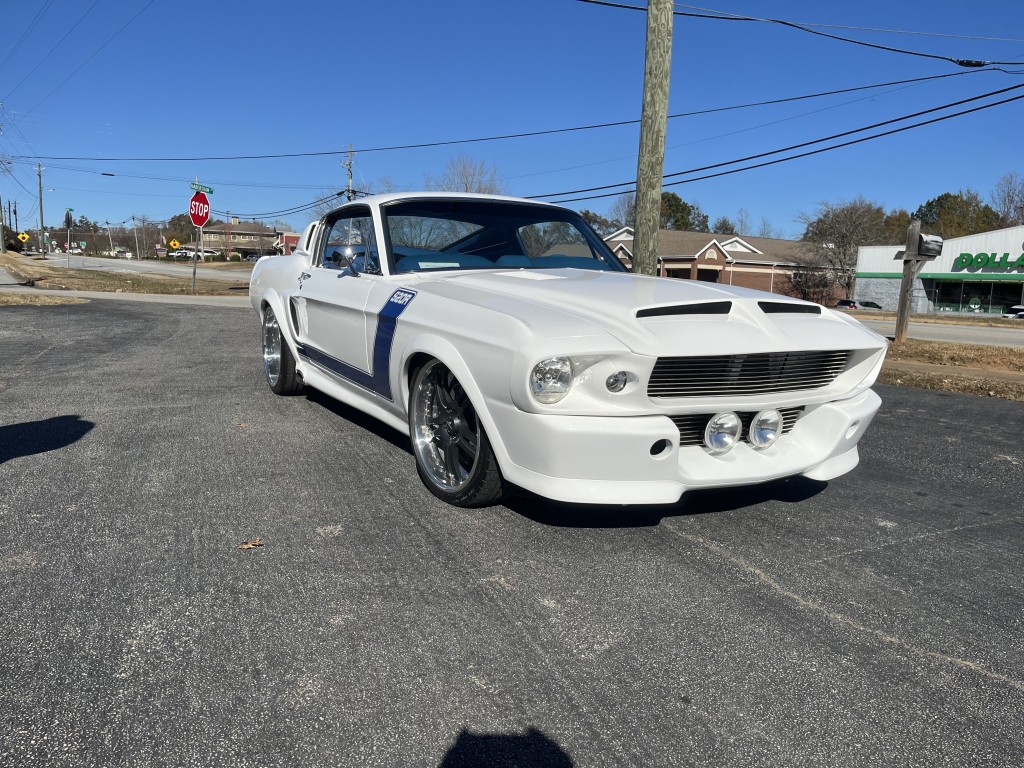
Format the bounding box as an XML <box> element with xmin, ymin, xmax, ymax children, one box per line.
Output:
<box><xmin>38</xmin><ymin>163</ymin><xmax>45</xmax><ymax>253</ymax></box>
<box><xmin>894</xmin><ymin>219</ymin><xmax>922</xmax><ymax>343</ymax></box>
<box><xmin>342</xmin><ymin>144</ymin><xmax>354</xmax><ymax>201</ymax></box>
<box><xmin>633</xmin><ymin>0</ymin><xmax>673</xmax><ymax>276</ymax></box>
<box><xmin>0</xmin><ymin>183</ymin><xmax>6</xmax><ymax>254</ymax></box>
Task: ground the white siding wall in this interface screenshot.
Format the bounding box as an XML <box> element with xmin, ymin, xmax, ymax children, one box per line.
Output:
<box><xmin>857</xmin><ymin>225</ymin><xmax>1024</xmax><ymax>276</ymax></box>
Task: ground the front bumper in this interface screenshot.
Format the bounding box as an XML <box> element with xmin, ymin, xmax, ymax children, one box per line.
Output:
<box><xmin>491</xmin><ymin>389</ymin><xmax>882</xmax><ymax>505</ymax></box>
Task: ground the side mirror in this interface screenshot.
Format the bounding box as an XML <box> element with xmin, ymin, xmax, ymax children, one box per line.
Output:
<box><xmin>331</xmin><ymin>249</ymin><xmax>361</xmax><ymax>278</ymax></box>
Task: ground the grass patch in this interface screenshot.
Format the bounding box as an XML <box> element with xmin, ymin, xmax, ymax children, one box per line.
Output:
<box><xmin>849</xmin><ymin>309</ymin><xmax>1021</xmax><ymax>328</ymax></box>
<box><xmin>0</xmin><ymin>252</ymin><xmax>246</xmax><ymax>296</ymax></box>
<box><xmin>0</xmin><ymin>293</ymin><xmax>90</xmax><ymax>306</ymax></box>
<box><xmin>882</xmin><ymin>339</ymin><xmax>1024</xmax><ymax>401</ymax></box>
<box><xmin>886</xmin><ymin>339</ymin><xmax>1024</xmax><ymax>373</ymax></box>
<box><xmin>879</xmin><ymin>369</ymin><xmax>1024</xmax><ymax>402</ymax></box>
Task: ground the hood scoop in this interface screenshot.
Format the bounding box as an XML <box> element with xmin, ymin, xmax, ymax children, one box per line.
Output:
<box><xmin>637</xmin><ymin>301</ymin><xmax>732</xmax><ymax>318</ymax></box>
<box><xmin>758</xmin><ymin>301</ymin><xmax>821</xmax><ymax>315</ymax></box>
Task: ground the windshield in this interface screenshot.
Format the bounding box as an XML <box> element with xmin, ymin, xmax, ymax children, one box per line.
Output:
<box><xmin>382</xmin><ymin>199</ymin><xmax>627</xmax><ymax>274</ymax></box>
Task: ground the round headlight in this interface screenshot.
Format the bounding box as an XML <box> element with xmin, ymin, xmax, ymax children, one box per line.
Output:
<box><xmin>749</xmin><ymin>409</ymin><xmax>782</xmax><ymax>448</ymax></box>
<box><xmin>704</xmin><ymin>412</ymin><xmax>741</xmax><ymax>454</ymax></box>
<box><xmin>530</xmin><ymin>356</ymin><xmax>574</xmax><ymax>404</ymax></box>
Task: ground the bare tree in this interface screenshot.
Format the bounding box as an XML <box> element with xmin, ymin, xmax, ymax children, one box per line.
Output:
<box><xmin>426</xmin><ymin>154</ymin><xmax>504</xmax><ymax>194</ymax></box>
<box><xmin>756</xmin><ymin>217</ymin><xmax>784</xmax><ymax>239</ymax></box>
<box><xmin>608</xmin><ymin>193</ymin><xmax>636</xmax><ymax>229</ymax></box>
<box><xmin>991</xmin><ymin>171</ymin><xmax>1024</xmax><ymax>226</ymax></box>
<box><xmin>797</xmin><ymin>197</ymin><xmax>889</xmax><ymax>297</ymax></box>
<box><xmin>735</xmin><ymin>207</ymin><xmax>752</xmax><ymax>236</ymax></box>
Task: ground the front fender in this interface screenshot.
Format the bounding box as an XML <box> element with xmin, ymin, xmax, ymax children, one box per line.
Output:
<box><xmin>399</xmin><ymin>334</ymin><xmax>515</xmax><ymax>476</ymax></box>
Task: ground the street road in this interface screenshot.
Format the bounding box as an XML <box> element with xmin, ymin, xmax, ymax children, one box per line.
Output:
<box><xmin>860</xmin><ymin>317</ymin><xmax>1024</xmax><ymax>348</ymax></box>
<box><xmin>1</xmin><ymin>300</ymin><xmax>1022</xmax><ymax>767</ymax></box>
<box><xmin>40</xmin><ymin>253</ymin><xmax>252</xmax><ymax>282</ymax></box>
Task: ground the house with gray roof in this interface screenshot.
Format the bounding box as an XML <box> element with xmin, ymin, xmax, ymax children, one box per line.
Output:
<box><xmin>604</xmin><ymin>227</ymin><xmax>818</xmax><ymax>296</ymax></box>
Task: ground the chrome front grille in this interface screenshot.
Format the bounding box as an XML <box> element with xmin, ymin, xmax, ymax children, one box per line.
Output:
<box><xmin>648</xmin><ymin>350</ymin><xmax>850</xmax><ymax>398</ymax></box>
<box><xmin>671</xmin><ymin>407</ymin><xmax>804</xmax><ymax>447</ymax></box>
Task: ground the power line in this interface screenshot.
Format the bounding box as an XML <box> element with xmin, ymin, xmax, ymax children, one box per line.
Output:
<box><xmin>547</xmin><ymin>90</ymin><xmax>1024</xmax><ymax>203</ymax></box>
<box><xmin>675</xmin><ymin>4</ymin><xmax>1024</xmax><ymax>43</ymax></box>
<box><xmin>0</xmin><ymin>0</ymin><xmax>57</xmax><ymax>73</ymax></box>
<box><xmin>2</xmin><ymin>0</ymin><xmax>103</xmax><ymax>102</ymax></box>
<box><xmin>9</xmin><ymin>68</ymin><xmax>1017</xmax><ymax>164</ymax></box>
<box><xmin>210</xmin><ymin>191</ymin><xmax>349</xmax><ymax>220</ymax></box>
<box><xmin>577</xmin><ymin>0</ymin><xmax>1024</xmax><ymax>68</ymax></box>
<box><xmin>19</xmin><ymin>0</ymin><xmax>159</xmax><ymax>121</ymax></box>
<box><xmin>531</xmin><ymin>80</ymin><xmax>1024</xmax><ymax>200</ymax></box>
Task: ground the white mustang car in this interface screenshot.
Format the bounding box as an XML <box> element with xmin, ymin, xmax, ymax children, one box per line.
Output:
<box><xmin>250</xmin><ymin>193</ymin><xmax>887</xmax><ymax>508</ymax></box>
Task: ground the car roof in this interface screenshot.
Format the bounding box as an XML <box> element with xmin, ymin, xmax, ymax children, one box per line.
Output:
<box><xmin>337</xmin><ymin>191</ymin><xmax>563</xmax><ymax>209</ymax></box>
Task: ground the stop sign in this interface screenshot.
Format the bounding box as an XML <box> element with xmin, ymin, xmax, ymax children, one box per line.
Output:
<box><xmin>189</xmin><ymin>191</ymin><xmax>210</xmax><ymax>227</ymax></box>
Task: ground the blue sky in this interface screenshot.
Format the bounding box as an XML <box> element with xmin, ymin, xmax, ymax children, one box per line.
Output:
<box><xmin>2</xmin><ymin>0</ymin><xmax>1023</xmax><ymax>236</ymax></box>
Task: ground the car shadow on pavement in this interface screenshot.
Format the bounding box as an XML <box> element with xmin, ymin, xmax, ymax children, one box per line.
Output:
<box><xmin>0</xmin><ymin>415</ymin><xmax>95</xmax><ymax>464</ymax></box>
<box><xmin>305</xmin><ymin>389</ymin><xmax>412</xmax><ymax>453</ymax></box>
<box><xmin>505</xmin><ymin>476</ymin><xmax>829</xmax><ymax>528</ymax></box>
<box><xmin>439</xmin><ymin>727</ymin><xmax>573</xmax><ymax>767</ymax></box>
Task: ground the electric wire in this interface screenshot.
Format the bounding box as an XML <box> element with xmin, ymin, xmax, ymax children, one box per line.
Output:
<box><xmin>0</xmin><ymin>0</ymin><xmax>57</xmax><ymax>73</ymax></box>
<box><xmin>10</xmin><ymin>69</ymin><xmax>1016</xmax><ymax>163</ymax></box>
<box><xmin>19</xmin><ymin>0</ymin><xmax>160</xmax><ymax>121</ymax></box>
<box><xmin>547</xmin><ymin>90</ymin><xmax>1024</xmax><ymax>203</ymax></box>
<box><xmin>531</xmin><ymin>80</ymin><xmax>1024</xmax><ymax>199</ymax></box>
<box><xmin>2</xmin><ymin>0</ymin><xmax>103</xmax><ymax>102</ymax></box>
<box><xmin>578</xmin><ymin>0</ymin><xmax>1024</xmax><ymax>67</ymax></box>
<box><xmin>675</xmin><ymin>4</ymin><xmax>1024</xmax><ymax>43</ymax></box>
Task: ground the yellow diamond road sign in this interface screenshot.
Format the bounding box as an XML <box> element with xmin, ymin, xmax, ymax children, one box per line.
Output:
<box><xmin>18</xmin><ymin>232</ymin><xmax>30</xmax><ymax>243</ymax></box>
<box><xmin>169</xmin><ymin>239</ymin><xmax>180</xmax><ymax>249</ymax></box>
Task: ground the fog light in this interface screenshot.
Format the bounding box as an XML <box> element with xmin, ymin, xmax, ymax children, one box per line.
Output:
<box><xmin>606</xmin><ymin>371</ymin><xmax>628</xmax><ymax>392</ymax></box>
<box><xmin>530</xmin><ymin>356</ymin><xmax>573</xmax><ymax>404</ymax></box>
<box><xmin>704</xmin><ymin>412</ymin><xmax>741</xmax><ymax>454</ymax></box>
<box><xmin>749</xmin><ymin>409</ymin><xmax>782</xmax><ymax>448</ymax></box>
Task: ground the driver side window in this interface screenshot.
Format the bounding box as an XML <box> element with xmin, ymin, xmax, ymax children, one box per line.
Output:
<box><xmin>320</xmin><ymin>210</ymin><xmax>380</xmax><ymax>273</ymax></box>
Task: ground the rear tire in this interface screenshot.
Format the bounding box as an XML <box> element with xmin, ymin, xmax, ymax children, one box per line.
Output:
<box><xmin>409</xmin><ymin>359</ymin><xmax>506</xmax><ymax>507</ymax></box>
<box><xmin>262</xmin><ymin>304</ymin><xmax>302</xmax><ymax>395</ymax></box>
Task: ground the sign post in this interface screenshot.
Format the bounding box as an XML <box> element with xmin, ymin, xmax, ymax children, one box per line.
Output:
<box><xmin>64</xmin><ymin>208</ymin><xmax>74</xmax><ymax>268</ymax></box>
<box><xmin>188</xmin><ymin>189</ymin><xmax>211</xmax><ymax>293</ymax></box>
<box><xmin>893</xmin><ymin>220</ymin><xmax>942</xmax><ymax>343</ymax></box>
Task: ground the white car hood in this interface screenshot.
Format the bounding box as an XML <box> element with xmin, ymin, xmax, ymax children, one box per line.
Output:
<box><xmin>406</xmin><ymin>269</ymin><xmax>884</xmax><ymax>357</ymax></box>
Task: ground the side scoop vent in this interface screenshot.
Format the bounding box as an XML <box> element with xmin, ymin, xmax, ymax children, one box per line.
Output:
<box><xmin>637</xmin><ymin>301</ymin><xmax>732</xmax><ymax>318</ymax></box>
<box><xmin>758</xmin><ymin>301</ymin><xmax>821</xmax><ymax>315</ymax></box>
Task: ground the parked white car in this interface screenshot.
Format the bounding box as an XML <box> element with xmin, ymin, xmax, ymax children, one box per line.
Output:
<box><xmin>250</xmin><ymin>193</ymin><xmax>888</xmax><ymax>507</ymax></box>
<box><xmin>1003</xmin><ymin>304</ymin><xmax>1024</xmax><ymax>319</ymax></box>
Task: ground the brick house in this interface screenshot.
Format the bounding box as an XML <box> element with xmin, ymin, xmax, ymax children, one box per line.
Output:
<box><xmin>604</xmin><ymin>227</ymin><xmax>815</xmax><ymax>295</ymax></box>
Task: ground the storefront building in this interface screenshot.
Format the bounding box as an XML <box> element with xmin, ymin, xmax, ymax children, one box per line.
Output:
<box><xmin>856</xmin><ymin>225</ymin><xmax>1024</xmax><ymax>314</ymax></box>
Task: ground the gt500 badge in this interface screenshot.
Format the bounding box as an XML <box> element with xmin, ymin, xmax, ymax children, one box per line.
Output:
<box><xmin>390</xmin><ymin>289</ymin><xmax>416</xmax><ymax>306</ymax></box>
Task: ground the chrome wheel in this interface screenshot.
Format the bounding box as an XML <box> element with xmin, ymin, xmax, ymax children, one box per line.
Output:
<box><xmin>410</xmin><ymin>360</ymin><xmax>482</xmax><ymax>492</ymax></box>
<box><xmin>262</xmin><ymin>306</ymin><xmax>282</xmax><ymax>387</ymax></box>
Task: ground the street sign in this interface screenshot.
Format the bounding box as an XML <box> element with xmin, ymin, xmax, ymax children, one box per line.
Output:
<box><xmin>17</xmin><ymin>232</ymin><xmax>29</xmax><ymax>243</ymax></box>
<box><xmin>79</xmin><ymin>241</ymin><xmax>87</xmax><ymax>248</ymax></box>
<box><xmin>169</xmin><ymin>239</ymin><xmax>180</xmax><ymax>249</ymax></box>
<box><xmin>189</xmin><ymin>191</ymin><xmax>210</xmax><ymax>227</ymax></box>
<box><xmin>190</xmin><ymin>182</ymin><xmax>214</xmax><ymax>194</ymax></box>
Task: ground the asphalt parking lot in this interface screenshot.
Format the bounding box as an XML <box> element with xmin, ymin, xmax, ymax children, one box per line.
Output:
<box><xmin>1</xmin><ymin>299</ymin><xmax>1022</xmax><ymax>767</ymax></box>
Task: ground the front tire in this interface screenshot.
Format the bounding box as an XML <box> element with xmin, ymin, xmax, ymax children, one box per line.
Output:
<box><xmin>409</xmin><ymin>359</ymin><xmax>506</xmax><ymax>507</ymax></box>
<box><xmin>262</xmin><ymin>304</ymin><xmax>302</xmax><ymax>395</ymax></box>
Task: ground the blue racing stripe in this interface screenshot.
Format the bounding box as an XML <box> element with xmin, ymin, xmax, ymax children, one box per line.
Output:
<box><xmin>296</xmin><ymin>288</ymin><xmax>417</xmax><ymax>401</ymax></box>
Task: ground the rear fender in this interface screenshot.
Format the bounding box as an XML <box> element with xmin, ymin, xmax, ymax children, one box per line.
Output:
<box><xmin>260</xmin><ymin>288</ymin><xmax>302</xmax><ymax>361</ymax></box>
